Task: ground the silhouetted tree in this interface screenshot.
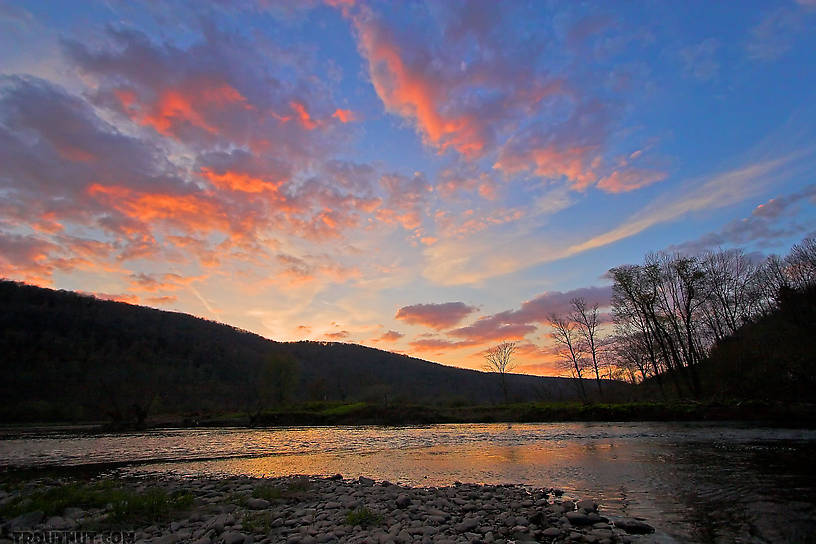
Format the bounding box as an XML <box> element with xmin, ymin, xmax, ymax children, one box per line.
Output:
<box><xmin>549</xmin><ymin>314</ymin><xmax>588</xmax><ymax>402</ymax></box>
<box><xmin>483</xmin><ymin>341</ymin><xmax>517</xmax><ymax>403</ymax></box>
<box><xmin>570</xmin><ymin>297</ymin><xmax>604</xmax><ymax>397</ymax></box>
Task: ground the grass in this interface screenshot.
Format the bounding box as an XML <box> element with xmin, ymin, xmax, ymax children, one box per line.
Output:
<box><xmin>345</xmin><ymin>506</ymin><xmax>381</xmax><ymax>528</ymax></box>
<box><xmin>242</xmin><ymin>511</ymin><xmax>275</xmax><ymax>533</ymax></box>
<box><xmin>320</xmin><ymin>402</ymin><xmax>368</xmax><ymax>416</ymax></box>
<box><xmin>0</xmin><ymin>480</ymin><xmax>194</xmax><ymax>526</ymax></box>
<box><xmin>252</xmin><ymin>484</ymin><xmax>282</xmax><ymax>501</ymax></box>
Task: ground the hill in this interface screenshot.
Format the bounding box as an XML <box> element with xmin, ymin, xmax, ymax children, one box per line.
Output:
<box><xmin>0</xmin><ymin>280</ymin><xmax>618</xmax><ymax>424</ymax></box>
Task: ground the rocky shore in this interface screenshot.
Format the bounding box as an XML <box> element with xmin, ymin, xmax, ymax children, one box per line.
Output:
<box><xmin>0</xmin><ymin>475</ymin><xmax>656</xmax><ymax>543</ymax></box>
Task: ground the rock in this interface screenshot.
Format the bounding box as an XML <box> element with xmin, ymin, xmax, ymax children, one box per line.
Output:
<box><xmin>329</xmin><ymin>474</ymin><xmax>343</xmax><ymax>480</ymax></box>
<box><xmin>613</xmin><ymin>518</ymin><xmax>655</xmax><ymax>535</ymax></box>
<box><xmin>565</xmin><ymin>511</ymin><xmax>594</xmax><ymax>526</ymax></box>
<box><xmin>63</xmin><ymin>507</ymin><xmax>84</xmax><ymax>519</ymax></box>
<box><xmin>454</xmin><ymin>518</ymin><xmax>479</xmax><ymax>532</ymax></box>
<box><xmin>540</xmin><ymin>527</ymin><xmax>561</xmax><ymax>537</ymax></box>
<box><xmin>9</xmin><ymin>511</ymin><xmax>44</xmax><ymax>529</ymax></box>
<box><xmin>577</xmin><ymin>499</ymin><xmax>598</xmax><ymax>512</ymax></box>
<box><xmin>358</xmin><ymin>476</ymin><xmax>375</xmax><ymax>486</ymax></box>
<box><xmin>395</xmin><ymin>494</ymin><xmax>411</xmax><ymax>508</ymax></box>
<box><xmin>45</xmin><ymin>516</ymin><xmax>76</xmax><ymax>530</ymax></box>
<box><xmin>221</xmin><ymin>531</ymin><xmax>246</xmax><ymax>544</ymax></box>
<box><xmin>246</xmin><ymin>498</ymin><xmax>270</xmax><ymax>510</ymax></box>
<box><xmin>153</xmin><ymin>535</ymin><xmax>178</xmax><ymax>544</ymax></box>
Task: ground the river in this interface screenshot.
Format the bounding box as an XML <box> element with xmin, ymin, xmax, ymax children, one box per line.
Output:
<box><xmin>1</xmin><ymin>422</ymin><xmax>814</xmax><ymax>543</ymax></box>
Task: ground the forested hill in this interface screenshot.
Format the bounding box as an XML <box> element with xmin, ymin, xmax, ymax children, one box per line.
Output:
<box><xmin>0</xmin><ymin>280</ymin><xmax>596</xmax><ymax>423</ymax></box>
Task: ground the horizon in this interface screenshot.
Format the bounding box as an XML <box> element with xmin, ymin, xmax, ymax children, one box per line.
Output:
<box><xmin>1</xmin><ymin>0</ymin><xmax>815</xmax><ymax>376</ymax></box>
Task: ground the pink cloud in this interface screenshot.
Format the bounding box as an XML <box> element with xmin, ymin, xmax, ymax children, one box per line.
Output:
<box><xmin>597</xmin><ymin>168</ymin><xmax>667</xmax><ymax>193</ymax></box>
<box><xmin>395</xmin><ymin>301</ymin><xmax>478</xmax><ymax>329</ymax></box>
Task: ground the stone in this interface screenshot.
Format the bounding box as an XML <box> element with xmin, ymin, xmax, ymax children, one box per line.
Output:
<box><xmin>613</xmin><ymin>518</ymin><xmax>655</xmax><ymax>534</ymax></box>
<box><xmin>9</xmin><ymin>511</ymin><xmax>44</xmax><ymax>530</ymax></box>
<box><xmin>45</xmin><ymin>516</ymin><xmax>76</xmax><ymax>530</ymax></box>
<box><xmin>395</xmin><ymin>494</ymin><xmax>411</xmax><ymax>508</ymax></box>
<box><xmin>221</xmin><ymin>531</ymin><xmax>246</xmax><ymax>544</ymax></box>
<box><xmin>358</xmin><ymin>476</ymin><xmax>375</xmax><ymax>486</ymax></box>
<box><xmin>565</xmin><ymin>511</ymin><xmax>594</xmax><ymax>526</ymax></box>
<box><xmin>540</xmin><ymin>527</ymin><xmax>561</xmax><ymax>537</ymax></box>
<box><xmin>577</xmin><ymin>499</ymin><xmax>598</xmax><ymax>512</ymax></box>
<box><xmin>246</xmin><ymin>498</ymin><xmax>270</xmax><ymax>510</ymax></box>
<box><xmin>63</xmin><ymin>507</ymin><xmax>84</xmax><ymax>519</ymax></box>
<box><xmin>153</xmin><ymin>535</ymin><xmax>178</xmax><ymax>544</ymax></box>
<box><xmin>454</xmin><ymin>518</ymin><xmax>479</xmax><ymax>532</ymax></box>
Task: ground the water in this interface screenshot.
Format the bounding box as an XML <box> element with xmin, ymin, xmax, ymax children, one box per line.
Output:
<box><xmin>1</xmin><ymin>422</ymin><xmax>815</xmax><ymax>543</ymax></box>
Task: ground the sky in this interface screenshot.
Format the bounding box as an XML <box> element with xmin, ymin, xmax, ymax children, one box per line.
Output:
<box><xmin>1</xmin><ymin>0</ymin><xmax>815</xmax><ymax>375</ymax></box>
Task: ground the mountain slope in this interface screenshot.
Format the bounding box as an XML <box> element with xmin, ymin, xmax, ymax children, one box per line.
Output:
<box><xmin>0</xmin><ymin>280</ymin><xmax>609</xmax><ymax>423</ymax></box>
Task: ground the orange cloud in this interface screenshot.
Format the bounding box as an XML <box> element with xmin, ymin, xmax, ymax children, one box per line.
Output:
<box><xmin>290</xmin><ymin>101</ymin><xmax>319</xmax><ymax>130</ymax></box>
<box><xmin>87</xmin><ymin>184</ymin><xmax>234</xmax><ymax>237</ymax></box>
<box><xmin>332</xmin><ymin>108</ymin><xmax>355</xmax><ymax>123</ymax></box>
<box><xmin>351</xmin><ymin>14</ymin><xmax>484</xmax><ymax>156</ymax></box>
<box><xmin>495</xmin><ymin>145</ymin><xmax>600</xmax><ymax>191</ymax></box>
<box><xmin>200</xmin><ymin>168</ymin><xmax>284</xmax><ymax>194</ymax></box>
<box><xmin>116</xmin><ymin>82</ymin><xmax>251</xmax><ymax>138</ymax></box>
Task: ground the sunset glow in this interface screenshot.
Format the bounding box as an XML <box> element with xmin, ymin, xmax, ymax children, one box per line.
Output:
<box><xmin>1</xmin><ymin>0</ymin><xmax>815</xmax><ymax>374</ymax></box>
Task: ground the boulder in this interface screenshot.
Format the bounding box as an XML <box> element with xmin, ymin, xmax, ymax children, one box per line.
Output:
<box><xmin>221</xmin><ymin>531</ymin><xmax>246</xmax><ymax>544</ymax></box>
<box><xmin>246</xmin><ymin>498</ymin><xmax>270</xmax><ymax>510</ymax></box>
<box><xmin>565</xmin><ymin>511</ymin><xmax>594</xmax><ymax>526</ymax></box>
<box><xmin>613</xmin><ymin>518</ymin><xmax>655</xmax><ymax>534</ymax></box>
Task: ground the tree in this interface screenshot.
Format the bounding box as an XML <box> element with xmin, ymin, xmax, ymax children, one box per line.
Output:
<box><xmin>548</xmin><ymin>314</ymin><xmax>588</xmax><ymax>401</ymax></box>
<box><xmin>261</xmin><ymin>351</ymin><xmax>301</xmax><ymax>407</ymax></box>
<box><xmin>247</xmin><ymin>351</ymin><xmax>300</xmax><ymax>425</ymax></box>
<box><xmin>483</xmin><ymin>341</ymin><xmax>517</xmax><ymax>403</ymax></box>
<box><xmin>569</xmin><ymin>297</ymin><xmax>604</xmax><ymax>397</ymax></box>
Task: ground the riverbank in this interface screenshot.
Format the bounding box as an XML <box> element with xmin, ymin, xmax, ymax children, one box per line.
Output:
<box><xmin>0</xmin><ymin>474</ymin><xmax>656</xmax><ymax>543</ymax></box>
<box><xmin>3</xmin><ymin>400</ymin><xmax>813</xmax><ymax>433</ymax></box>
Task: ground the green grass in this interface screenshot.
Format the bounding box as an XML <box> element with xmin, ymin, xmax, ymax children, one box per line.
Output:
<box><xmin>320</xmin><ymin>402</ymin><xmax>368</xmax><ymax>416</ymax></box>
<box><xmin>242</xmin><ymin>511</ymin><xmax>274</xmax><ymax>533</ymax></box>
<box><xmin>252</xmin><ymin>484</ymin><xmax>282</xmax><ymax>501</ymax></box>
<box><xmin>110</xmin><ymin>489</ymin><xmax>193</xmax><ymax>523</ymax></box>
<box><xmin>345</xmin><ymin>506</ymin><xmax>381</xmax><ymax>528</ymax></box>
<box><xmin>226</xmin><ymin>491</ymin><xmax>250</xmax><ymax>507</ymax></box>
<box><xmin>0</xmin><ymin>480</ymin><xmax>194</xmax><ymax>526</ymax></box>
<box><xmin>285</xmin><ymin>476</ymin><xmax>310</xmax><ymax>493</ymax></box>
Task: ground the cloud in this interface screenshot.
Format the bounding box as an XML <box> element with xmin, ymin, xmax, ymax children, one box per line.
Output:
<box><xmin>340</xmin><ymin>2</ymin><xmax>567</xmax><ymax>160</ymax></box>
<box><xmin>596</xmin><ymin>168</ymin><xmax>667</xmax><ymax>193</ymax></box>
<box><xmin>679</xmin><ymin>38</ymin><xmax>720</xmax><ymax>81</ymax></box>
<box><xmin>324</xmin><ymin>330</ymin><xmax>350</xmax><ymax>340</ymax></box>
<box><xmin>395</xmin><ymin>301</ymin><xmax>478</xmax><ymax>329</ymax></box>
<box><xmin>371</xmin><ymin>329</ymin><xmax>404</xmax><ymax>343</ymax></box>
<box><xmin>443</xmin><ymin>285</ymin><xmax>611</xmax><ymax>344</ymax></box>
<box><xmin>668</xmin><ymin>184</ymin><xmax>816</xmax><ymax>254</ymax></box>
<box><xmin>565</xmin><ymin>155</ymin><xmax>800</xmax><ymax>257</ymax></box>
<box><xmin>332</xmin><ymin>108</ymin><xmax>355</xmax><ymax>123</ymax></box>
<box><xmin>746</xmin><ymin>8</ymin><xmax>806</xmax><ymax>61</ymax></box>
<box><xmin>493</xmin><ymin>101</ymin><xmax>609</xmax><ymax>190</ymax></box>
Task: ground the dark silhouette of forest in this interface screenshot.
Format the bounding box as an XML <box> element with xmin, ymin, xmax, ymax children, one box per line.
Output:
<box><xmin>0</xmin><ymin>281</ymin><xmax>602</xmax><ymax>424</ymax></box>
<box><xmin>606</xmin><ymin>236</ymin><xmax>816</xmax><ymax>402</ymax></box>
<box><xmin>1</xmin><ymin>237</ymin><xmax>813</xmax><ymax>427</ymax></box>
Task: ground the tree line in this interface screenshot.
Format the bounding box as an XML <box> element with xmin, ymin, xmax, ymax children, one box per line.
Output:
<box><xmin>546</xmin><ymin>236</ymin><xmax>816</xmax><ymax>401</ymax></box>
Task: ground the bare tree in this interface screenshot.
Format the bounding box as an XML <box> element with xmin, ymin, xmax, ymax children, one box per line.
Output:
<box><xmin>548</xmin><ymin>313</ymin><xmax>588</xmax><ymax>401</ymax></box>
<box><xmin>483</xmin><ymin>341</ymin><xmax>517</xmax><ymax>403</ymax></box>
<box><xmin>569</xmin><ymin>297</ymin><xmax>604</xmax><ymax>397</ymax></box>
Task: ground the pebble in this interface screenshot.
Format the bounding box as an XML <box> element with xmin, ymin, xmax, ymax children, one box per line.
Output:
<box><xmin>0</xmin><ymin>474</ymin><xmax>660</xmax><ymax>544</ymax></box>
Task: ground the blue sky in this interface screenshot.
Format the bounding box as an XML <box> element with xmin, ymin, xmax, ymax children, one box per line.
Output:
<box><xmin>0</xmin><ymin>0</ymin><xmax>814</xmax><ymax>373</ymax></box>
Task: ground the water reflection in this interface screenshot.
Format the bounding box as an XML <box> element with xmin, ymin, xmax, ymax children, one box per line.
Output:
<box><xmin>2</xmin><ymin>422</ymin><xmax>814</xmax><ymax>543</ymax></box>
